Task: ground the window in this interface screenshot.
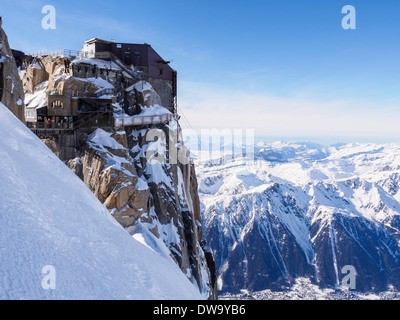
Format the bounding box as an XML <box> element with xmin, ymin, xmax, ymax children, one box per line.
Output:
<box><xmin>51</xmin><ymin>100</ymin><xmax>64</xmax><ymax>109</ymax></box>
<box><xmin>116</xmin><ymin>43</ymin><xmax>122</xmax><ymax>49</ymax></box>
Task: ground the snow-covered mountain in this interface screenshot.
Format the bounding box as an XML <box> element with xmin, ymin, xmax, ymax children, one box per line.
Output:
<box><xmin>196</xmin><ymin>141</ymin><xmax>400</xmax><ymax>296</ymax></box>
<box><xmin>0</xmin><ymin>102</ymin><xmax>202</xmax><ymax>300</ymax></box>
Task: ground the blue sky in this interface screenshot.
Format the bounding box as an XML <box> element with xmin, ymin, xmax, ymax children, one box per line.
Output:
<box><xmin>1</xmin><ymin>0</ymin><xmax>400</xmax><ymax>144</ymax></box>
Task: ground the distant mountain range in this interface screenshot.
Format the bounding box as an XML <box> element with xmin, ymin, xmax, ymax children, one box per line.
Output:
<box><xmin>196</xmin><ymin>141</ymin><xmax>400</xmax><ymax>297</ymax></box>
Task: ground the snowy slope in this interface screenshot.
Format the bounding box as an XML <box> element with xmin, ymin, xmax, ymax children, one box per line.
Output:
<box><xmin>196</xmin><ymin>142</ymin><xmax>400</xmax><ymax>293</ymax></box>
<box><xmin>0</xmin><ymin>102</ymin><xmax>202</xmax><ymax>300</ymax></box>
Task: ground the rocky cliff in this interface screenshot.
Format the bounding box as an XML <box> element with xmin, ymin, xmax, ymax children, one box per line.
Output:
<box><xmin>0</xmin><ymin>18</ymin><xmax>25</xmax><ymax>122</ymax></box>
<box><xmin>19</xmin><ymin>52</ymin><xmax>217</xmax><ymax>299</ymax></box>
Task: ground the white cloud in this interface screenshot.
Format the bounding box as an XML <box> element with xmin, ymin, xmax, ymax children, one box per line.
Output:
<box><xmin>177</xmin><ymin>81</ymin><xmax>400</xmax><ymax>142</ymax></box>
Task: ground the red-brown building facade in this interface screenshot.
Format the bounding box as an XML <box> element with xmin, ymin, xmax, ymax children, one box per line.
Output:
<box><xmin>82</xmin><ymin>38</ymin><xmax>177</xmax><ymax>112</ymax></box>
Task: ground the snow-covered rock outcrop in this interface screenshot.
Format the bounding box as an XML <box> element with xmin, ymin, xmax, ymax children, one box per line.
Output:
<box><xmin>70</xmin><ymin>114</ymin><xmax>216</xmax><ymax>298</ymax></box>
<box><xmin>0</xmin><ymin>102</ymin><xmax>203</xmax><ymax>300</ymax></box>
<box><xmin>127</xmin><ymin>117</ymin><xmax>216</xmax><ymax>298</ymax></box>
<box><xmin>19</xmin><ymin>53</ymin><xmax>217</xmax><ymax>299</ymax></box>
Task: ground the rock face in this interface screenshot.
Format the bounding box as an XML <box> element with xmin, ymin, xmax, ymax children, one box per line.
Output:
<box><xmin>0</xmin><ymin>19</ymin><xmax>25</xmax><ymax>122</ymax></box>
<box><xmin>126</xmin><ymin>123</ymin><xmax>217</xmax><ymax>298</ymax></box>
<box><xmin>71</xmin><ymin>123</ymin><xmax>217</xmax><ymax>298</ymax></box>
<box><xmin>79</xmin><ymin>129</ymin><xmax>150</xmax><ymax>229</ymax></box>
<box><xmin>197</xmin><ymin>142</ymin><xmax>400</xmax><ymax>294</ymax></box>
<box><xmin>19</xmin><ymin>54</ymin><xmax>217</xmax><ymax>299</ymax></box>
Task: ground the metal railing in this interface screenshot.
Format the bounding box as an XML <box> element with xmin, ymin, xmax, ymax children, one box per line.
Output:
<box><xmin>27</xmin><ymin>49</ymin><xmax>81</xmax><ymax>58</ymax></box>
<box><xmin>26</xmin><ymin>121</ymin><xmax>74</xmax><ymax>136</ymax></box>
<box><xmin>27</xmin><ymin>108</ymin><xmax>110</xmax><ymax>133</ymax></box>
<box><xmin>96</xmin><ymin>87</ymin><xmax>115</xmax><ymax>98</ymax></box>
<box><xmin>26</xmin><ymin>121</ymin><xmax>72</xmax><ymax>130</ymax></box>
<box><xmin>114</xmin><ymin>113</ymin><xmax>172</xmax><ymax>128</ymax></box>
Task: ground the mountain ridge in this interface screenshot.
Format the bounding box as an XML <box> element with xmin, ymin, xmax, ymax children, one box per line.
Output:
<box><xmin>196</xmin><ymin>141</ymin><xmax>400</xmax><ymax>295</ymax></box>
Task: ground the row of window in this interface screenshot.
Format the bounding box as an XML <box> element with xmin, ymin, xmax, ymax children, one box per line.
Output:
<box><xmin>51</xmin><ymin>100</ymin><xmax>64</xmax><ymax>109</ymax></box>
<box><xmin>115</xmin><ymin>43</ymin><xmax>141</xmax><ymax>57</ymax></box>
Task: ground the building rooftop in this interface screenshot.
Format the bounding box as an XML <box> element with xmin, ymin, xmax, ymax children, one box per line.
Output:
<box><xmin>85</xmin><ymin>38</ymin><xmax>112</xmax><ymax>45</ymax></box>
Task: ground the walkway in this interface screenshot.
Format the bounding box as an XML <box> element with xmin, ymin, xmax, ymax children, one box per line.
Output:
<box><xmin>114</xmin><ymin>113</ymin><xmax>173</xmax><ymax>128</ymax></box>
<box><xmin>27</xmin><ymin>122</ymin><xmax>72</xmax><ymax>135</ymax></box>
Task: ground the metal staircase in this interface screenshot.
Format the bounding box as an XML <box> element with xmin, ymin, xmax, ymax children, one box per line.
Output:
<box><xmin>108</xmin><ymin>52</ymin><xmax>144</xmax><ymax>81</ymax></box>
<box><xmin>72</xmin><ymin>109</ymin><xmax>111</xmax><ymax>130</ymax></box>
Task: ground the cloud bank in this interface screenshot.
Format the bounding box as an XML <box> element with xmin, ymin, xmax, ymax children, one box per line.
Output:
<box><xmin>178</xmin><ymin>81</ymin><xmax>400</xmax><ymax>143</ymax></box>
